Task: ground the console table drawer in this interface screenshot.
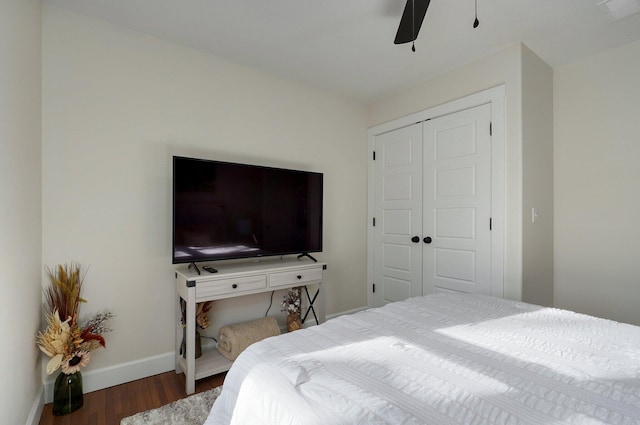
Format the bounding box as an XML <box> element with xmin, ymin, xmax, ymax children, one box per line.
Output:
<box><xmin>269</xmin><ymin>267</ymin><xmax>323</xmax><ymax>288</ymax></box>
<box><xmin>196</xmin><ymin>275</ymin><xmax>267</xmax><ymax>299</ymax></box>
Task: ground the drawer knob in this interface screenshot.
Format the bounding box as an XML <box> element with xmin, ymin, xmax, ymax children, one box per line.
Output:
<box><xmin>232</xmin><ymin>283</ymin><xmax>238</xmax><ymax>289</ymax></box>
<box><xmin>297</xmin><ymin>275</ymin><xmax>302</xmax><ymax>280</ymax></box>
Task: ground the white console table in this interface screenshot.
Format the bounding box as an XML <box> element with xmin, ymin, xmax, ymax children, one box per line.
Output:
<box><xmin>175</xmin><ymin>258</ymin><xmax>327</xmax><ymax>394</ymax></box>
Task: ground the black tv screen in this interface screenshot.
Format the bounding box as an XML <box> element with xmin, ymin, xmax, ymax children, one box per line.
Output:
<box><xmin>172</xmin><ymin>156</ymin><xmax>323</xmax><ymax>264</ymax></box>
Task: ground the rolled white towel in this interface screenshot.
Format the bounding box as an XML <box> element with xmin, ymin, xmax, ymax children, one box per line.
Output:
<box><xmin>216</xmin><ymin>317</ymin><xmax>280</xmax><ymax>361</ymax></box>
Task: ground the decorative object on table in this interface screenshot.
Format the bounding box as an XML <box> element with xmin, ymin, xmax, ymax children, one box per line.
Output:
<box><xmin>180</xmin><ymin>300</ymin><xmax>211</xmax><ymax>359</ymax></box>
<box><xmin>282</xmin><ymin>287</ymin><xmax>302</xmax><ymax>332</ymax></box>
<box><xmin>36</xmin><ymin>263</ymin><xmax>114</xmax><ymax>416</ymax></box>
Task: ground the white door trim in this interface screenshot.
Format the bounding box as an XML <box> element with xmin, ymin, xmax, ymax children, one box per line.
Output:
<box><xmin>367</xmin><ymin>85</ymin><xmax>505</xmax><ymax>308</ymax></box>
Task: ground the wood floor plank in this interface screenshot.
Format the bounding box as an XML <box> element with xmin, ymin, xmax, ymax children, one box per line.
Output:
<box><xmin>38</xmin><ymin>372</ymin><xmax>225</xmax><ymax>425</ymax></box>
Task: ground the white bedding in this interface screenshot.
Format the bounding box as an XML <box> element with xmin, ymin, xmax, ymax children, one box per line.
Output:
<box><xmin>204</xmin><ymin>293</ymin><xmax>640</xmax><ymax>425</ymax></box>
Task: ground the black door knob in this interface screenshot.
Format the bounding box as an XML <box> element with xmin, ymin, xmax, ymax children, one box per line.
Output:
<box><xmin>411</xmin><ymin>236</ymin><xmax>420</xmax><ymax>243</ymax></box>
<box><xmin>423</xmin><ymin>236</ymin><xmax>432</xmax><ymax>244</ymax></box>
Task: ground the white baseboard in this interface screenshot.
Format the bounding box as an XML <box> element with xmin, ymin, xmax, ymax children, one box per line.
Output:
<box><xmin>26</xmin><ymin>386</ymin><xmax>44</xmax><ymax>425</ymax></box>
<box><xmin>326</xmin><ymin>306</ymin><xmax>367</xmax><ymax>320</ymax></box>
<box><xmin>43</xmin><ymin>351</ymin><xmax>175</xmax><ymax>403</ymax></box>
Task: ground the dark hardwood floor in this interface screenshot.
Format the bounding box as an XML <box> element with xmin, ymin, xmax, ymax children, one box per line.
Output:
<box><xmin>38</xmin><ymin>371</ymin><xmax>225</xmax><ymax>425</ymax></box>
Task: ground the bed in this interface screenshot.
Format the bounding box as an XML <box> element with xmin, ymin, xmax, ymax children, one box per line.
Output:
<box><xmin>204</xmin><ymin>293</ymin><xmax>640</xmax><ymax>425</ymax></box>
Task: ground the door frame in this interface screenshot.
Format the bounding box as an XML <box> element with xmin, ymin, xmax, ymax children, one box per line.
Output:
<box><xmin>367</xmin><ymin>85</ymin><xmax>505</xmax><ymax>308</ymax></box>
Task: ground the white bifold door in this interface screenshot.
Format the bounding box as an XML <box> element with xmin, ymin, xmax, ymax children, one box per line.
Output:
<box><xmin>372</xmin><ymin>104</ymin><xmax>492</xmax><ymax>306</ymax></box>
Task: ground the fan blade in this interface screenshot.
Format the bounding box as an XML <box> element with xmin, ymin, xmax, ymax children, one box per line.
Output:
<box><xmin>394</xmin><ymin>0</ymin><xmax>431</xmax><ymax>45</ymax></box>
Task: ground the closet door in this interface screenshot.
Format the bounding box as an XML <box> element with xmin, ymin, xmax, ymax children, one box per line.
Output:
<box><xmin>371</xmin><ymin>104</ymin><xmax>494</xmax><ymax>306</ymax></box>
<box><xmin>372</xmin><ymin>123</ymin><xmax>423</xmax><ymax>306</ymax></box>
<box><xmin>422</xmin><ymin>104</ymin><xmax>492</xmax><ymax>295</ymax></box>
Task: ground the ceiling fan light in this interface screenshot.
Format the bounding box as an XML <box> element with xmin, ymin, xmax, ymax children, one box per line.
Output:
<box><xmin>597</xmin><ymin>0</ymin><xmax>640</xmax><ymax>23</ymax></box>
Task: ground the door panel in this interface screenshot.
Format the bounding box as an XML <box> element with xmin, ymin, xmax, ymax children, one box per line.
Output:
<box><xmin>434</xmin><ymin>248</ymin><xmax>475</xmax><ymax>282</ymax></box>
<box><xmin>384</xmin><ymin>173</ymin><xmax>413</xmax><ymax>200</ymax></box>
<box><xmin>372</xmin><ymin>123</ymin><xmax>423</xmax><ymax>306</ymax></box>
<box><xmin>436</xmin><ymin>207</ymin><xmax>475</xmax><ymax>238</ymax></box>
<box><xmin>383</xmin><ymin>209</ymin><xmax>412</xmax><ymax>234</ymax></box>
<box><xmin>423</xmin><ymin>104</ymin><xmax>492</xmax><ymax>295</ymax></box>
<box><xmin>383</xmin><ymin>276</ymin><xmax>413</xmax><ymax>303</ymax></box>
<box><xmin>436</xmin><ymin>165</ymin><xmax>477</xmax><ymax>198</ymax></box>
<box><xmin>435</xmin><ymin>122</ymin><xmax>477</xmax><ymax>158</ymax></box>
<box><xmin>383</xmin><ymin>243</ymin><xmax>413</xmax><ymax>271</ymax></box>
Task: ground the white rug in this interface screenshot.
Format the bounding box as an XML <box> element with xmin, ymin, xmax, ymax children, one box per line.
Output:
<box><xmin>120</xmin><ymin>386</ymin><xmax>221</xmax><ymax>425</ymax></box>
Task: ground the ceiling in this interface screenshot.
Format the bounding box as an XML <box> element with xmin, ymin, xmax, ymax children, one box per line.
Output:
<box><xmin>44</xmin><ymin>0</ymin><xmax>640</xmax><ymax>103</ymax></box>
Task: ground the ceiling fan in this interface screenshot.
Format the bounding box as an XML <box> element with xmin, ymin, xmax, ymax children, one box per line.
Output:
<box><xmin>394</xmin><ymin>0</ymin><xmax>480</xmax><ymax>51</ymax></box>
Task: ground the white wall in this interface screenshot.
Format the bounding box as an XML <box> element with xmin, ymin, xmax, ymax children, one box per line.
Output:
<box><xmin>43</xmin><ymin>5</ymin><xmax>368</xmax><ymax>393</ymax></box>
<box><xmin>521</xmin><ymin>45</ymin><xmax>554</xmax><ymax>306</ymax></box>
<box><xmin>368</xmin><ymin>43</ymin><xmax>526</xmax><ymax>301</ymax></box>
<box><xmin>554</xmin><ymin>39</ymin><xmax>640</xmax><ymax>326</ymax></box>
<box><xmin>0</xmin><ymin>1</ymin><xmax>43</xmax><ymax>424</ymax></box>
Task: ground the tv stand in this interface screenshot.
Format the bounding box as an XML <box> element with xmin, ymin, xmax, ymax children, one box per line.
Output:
<box><xmin>297</xmin><ymin>252</ymin><xmax>317</xmax><ymax>262</ymax></box>
<box><xmin>187</xmin><ymin>262</ymin><xmax>201</xmax><ymax>275</ymax></box>
<box><xmin>175</xmin><ymin>258</ymin><xmax>327</xmax><ymax>394</ymax></box>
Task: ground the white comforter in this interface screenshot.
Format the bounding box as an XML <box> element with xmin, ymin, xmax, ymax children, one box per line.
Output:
<box><xmin>204</xmin><ymin>293</ymin><xmax>640</xmax><ymax>425</ymax></box>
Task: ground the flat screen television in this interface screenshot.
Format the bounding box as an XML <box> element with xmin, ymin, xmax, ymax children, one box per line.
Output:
<box><xmin>172</xmin><ymin>156</ymin><xmax>323</xmax><ymax>265</ymax></box>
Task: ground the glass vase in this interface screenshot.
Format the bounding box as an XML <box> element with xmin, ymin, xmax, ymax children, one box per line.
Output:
<box><xmin>287</xmin><ymin>312</ymin><xmax>302</xmax><ymax>332</ymax></box>
<box><xmin>181</xmin><ymin>329</ymin><xmax>202</xmax><ymax>359</ymax></box>
<box><xmin>52</xmin><ymin>371</ymin><xmax>83</xmax><ymax>416</ymax></box>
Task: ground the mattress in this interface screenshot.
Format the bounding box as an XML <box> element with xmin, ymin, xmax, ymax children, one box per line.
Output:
<box><xmin>204</xmin><ymin>293</ymin><xmax>640</xmax><ymax>425</ymax></box>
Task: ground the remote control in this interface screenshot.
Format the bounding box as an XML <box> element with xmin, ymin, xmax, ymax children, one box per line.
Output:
<box><xmin>203</xmin><ymin>266</ymin><xmax>218</xmax><ymax>273</ymax></box>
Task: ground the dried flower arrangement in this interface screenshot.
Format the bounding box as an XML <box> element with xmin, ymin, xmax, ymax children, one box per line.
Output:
<box><xmin>180</xmin><ymin>300</ymin><xmax>212</xmax><ymax>329</ymax></box>
<box><xmin>282</xmin><ymin>287</ymin><xmax>303</xmax><ymax>332</ymax></box>
<box><xmin>282</xmin><ymin>287</ymin><xmax>301</xmax><ymax>316</ymax></box>
<box><xmin>36</xmin><ymin>263</ymin><xmax>113</xmax><ymax>375</ymax></box>
<box><xmin>179</xmin><ymin>300</ymin><xmax>212</xmax><ymax>359</ymax></box>
<box><xmin>195</xmin><ymin>301</ymin><xmax>212</xmax><ymax>329</ymax></box>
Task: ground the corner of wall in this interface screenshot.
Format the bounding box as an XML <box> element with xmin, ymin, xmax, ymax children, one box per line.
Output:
<box><xmin>26</xmin><ymin>387</ymin><xmax>45</xmax><ymax>425</ymax></box>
